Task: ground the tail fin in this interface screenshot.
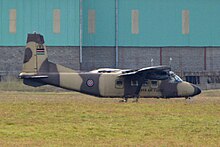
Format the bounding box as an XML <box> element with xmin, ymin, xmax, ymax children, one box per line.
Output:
<box><xmin>20</xmin><ymin>33</ymin><xmax>49</xmax><ymax>78</ymax></box>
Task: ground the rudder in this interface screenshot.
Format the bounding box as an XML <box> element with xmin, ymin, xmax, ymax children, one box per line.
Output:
<box><xmin>21</xmin><ymin>33</ymin><xmax>49</xmax><ymax>77</ymax></box>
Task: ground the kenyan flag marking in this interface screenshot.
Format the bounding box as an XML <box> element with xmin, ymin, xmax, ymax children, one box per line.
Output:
<box><xmin>36</xmin><ymin>48</ymin><xmax>45</xmax><ymax>55</ymax></box>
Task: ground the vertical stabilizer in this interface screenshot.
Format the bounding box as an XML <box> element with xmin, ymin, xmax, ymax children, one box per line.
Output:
<box><xmin>21</xmin><ymin>33</ymin><xmax>49</xmax><ymax>76</ymax></box>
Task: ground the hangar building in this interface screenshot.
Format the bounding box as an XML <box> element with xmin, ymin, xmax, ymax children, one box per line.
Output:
<box><xmin>0</xmin><ymin>0</ymin><xmax>220</xmax><ymax>89</ymax></box>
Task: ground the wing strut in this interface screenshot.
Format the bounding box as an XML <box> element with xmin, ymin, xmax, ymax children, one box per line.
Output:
<box><xmin>133</xmin><ymin>76</ymin><xmax>145</xmax><ymax>102</ymax></box>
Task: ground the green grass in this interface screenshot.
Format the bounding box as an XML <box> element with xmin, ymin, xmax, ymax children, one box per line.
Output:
<box><xmin>0</xmin><ymin>80</ymin><xmax>67</xmax><ymax>92</ymax></box>
<box><xmin>0</xmin><ymin>87</ymin><xmax>219</xmax><ymax>146</ymax></box>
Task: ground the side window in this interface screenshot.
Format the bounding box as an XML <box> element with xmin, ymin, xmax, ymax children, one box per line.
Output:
<box><xmin>131</xmin><ymin>80</ymin><xmax>138</xmax><ymax>86</ymax></box>
<box><xmin>115</xmin><ymin>79</ymin><xmax>123</xmax><ymax>89</ymax></box>
<box><xmin>151</xmin><ymin>81</ymin><xmax>158</xmax><ymax>88</ymax></box>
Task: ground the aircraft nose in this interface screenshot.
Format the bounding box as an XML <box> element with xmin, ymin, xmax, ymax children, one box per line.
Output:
<box><xmin>177</xmin><ymin>82</ymin><xmax>201</xmax><ymax>97</ymax></box>
<box><xmin>192</xmin><ymin>85</ymin><xmax>201</xmax><ymax>96</ymax></box>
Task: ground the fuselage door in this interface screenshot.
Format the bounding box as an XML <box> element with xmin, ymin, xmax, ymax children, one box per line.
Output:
<box><xmin>140</xmin><ymin>80</ymin><xmax>162</xmax><ymax>97</ymax></box>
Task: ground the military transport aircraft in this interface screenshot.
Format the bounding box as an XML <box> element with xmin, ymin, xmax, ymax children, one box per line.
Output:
<box><xmin>19</xmin><ymin>33</ymin><xmax>201</xmax><ymax>102</ymax></box>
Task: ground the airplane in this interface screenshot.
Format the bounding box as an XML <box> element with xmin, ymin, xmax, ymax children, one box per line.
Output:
<box><xmin>19</xmin><ymin>33</ymin><xmax>201</xmax><ymax>102</ymax></box>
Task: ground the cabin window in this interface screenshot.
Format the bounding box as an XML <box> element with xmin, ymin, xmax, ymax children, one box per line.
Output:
<box><xmin>151</xmin><ymin>81</ymin><xmax>158</xmax><ymax>88</ymax></box>
<box><xmin>131</xmin><ymin>80</ymin><xmax>138</xmax><ymax>86</ymax></box>
<box><xmin>115</xmin><ymin>79</ymin><xmax>123</xmax><ymax>89</ymax></box>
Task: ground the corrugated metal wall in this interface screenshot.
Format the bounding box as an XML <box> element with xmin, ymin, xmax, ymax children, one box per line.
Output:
<box><xmin>0</xmin><ymin>0</ymin><xmax>79</xmax><ymax>46</ymax></box>
<box><xmin>83</xmin><ymin>0</ymin><xmax>116</xmax><ymax>46</ymax></box>
<box><xmin>1</xmin><ymin>0</ymin><xmax>220</xmax><ymax>46</ymax></box>
<box><xmin>83</xmin><ymin>0</ymin><xmax>220</xmax><ymax>47</ymax></box>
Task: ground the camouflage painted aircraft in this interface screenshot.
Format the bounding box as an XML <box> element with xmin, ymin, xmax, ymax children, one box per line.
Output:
<box><xmin>19</xmin><ymin>33</ymin><xmax>201</xmax><ymax>102</ymax></box>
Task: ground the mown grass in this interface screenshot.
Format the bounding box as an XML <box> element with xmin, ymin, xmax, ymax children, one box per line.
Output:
<box><xmin>0</xmin><ymin>84</ymin><xmax>219</xmax><ymax>146</ymax></box>
<box><xmin>0</xmin><ymin>80</ymin><xmax>68</xmax><ymax>92</ymax></box>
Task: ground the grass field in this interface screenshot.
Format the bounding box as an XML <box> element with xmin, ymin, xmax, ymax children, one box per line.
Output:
<box><xmin>0</xmin><ymin>87</ymin><xmax>220</xmax><ymax>146</ymax></box>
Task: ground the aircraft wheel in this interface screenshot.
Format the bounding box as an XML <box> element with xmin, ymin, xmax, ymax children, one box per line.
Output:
<box><xmin>132</xmin><ymin>98</ymin><xmax>139</xmax><ymax>103</ymax></box>
<box><xmin>119</xmin><ymin>98</ymin><xmax>128</xmax><ymax>103</ymax></box>
<box><xmin>185</xmin><ymin>97</ymin><xmax>193</xmax><ymax>103</ymax></box>
<box><xmin>131</xmin><ymin>95</ymin><xmax>139</xmax><ymax>103</ymax></box>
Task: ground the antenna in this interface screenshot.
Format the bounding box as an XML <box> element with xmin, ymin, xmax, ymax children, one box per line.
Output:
<box><xmin>151</xmin><ymin>58</ymin><xmax>154</xmax><ymax>66</ymax></box>
<box><xmin>169</xmin><ymin>57</ymin><xmax>172</xmax><ymax>67</ymax></box>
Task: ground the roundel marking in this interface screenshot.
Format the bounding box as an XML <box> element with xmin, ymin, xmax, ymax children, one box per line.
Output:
<box><xmin>23</xmin><ymin>48</ymin><xmax>33</xmax><ymax>63</ymax></box>
<box><xmin>86</xmin><ymin>79</ymin><xmax>94</xmax><ymax>87</ymax></box>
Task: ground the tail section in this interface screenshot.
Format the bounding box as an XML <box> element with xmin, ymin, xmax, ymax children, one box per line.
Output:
<box><xmin>20</xmin><ymin>33</ymin><xmax>49</xmax><ymax>78</ymax></box>
<box><xmin>19</xmin><ymin>33</ymin><xmax>80</xmax><ymax>89</ymax></box>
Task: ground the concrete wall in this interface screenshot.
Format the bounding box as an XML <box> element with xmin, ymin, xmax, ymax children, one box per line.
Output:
<box><xmin>81</xmin><ymin>47</ymin><xmax>115</xmax><ymax>71</ymax></box>
<box><xmin>47</xmin><ymin>47</ymin><xmax>80</xmax><ymax>70</ymax></box>
<box><xmin>162</xmin><ymin>47</ymin><xmax>204</xmax><ymax>72</ymax></box>
<box><xmin>206</xmin><ymin>48</ymin><xmax>220</xmax><ymax>71</ymax></box>
<box><xmin>1</xmin><ymin>46</ymin><xmax>220</xmax><ymax>75</ymax></box>
<box><xmin>119</xmin><ymin>47</ymin><xmax>160</xmax><ymax>69</ymax></box>
<box><xmin>0</xmin><ymin>47</ymin><xmax>24</xmax><ymax>74</ymax></box>
<box><xmin>0</xmin><ymin>46</ymin><xmax>80</xmax><ymax>76</ymax></box>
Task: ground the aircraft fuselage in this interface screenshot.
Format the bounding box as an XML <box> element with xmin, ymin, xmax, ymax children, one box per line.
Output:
<box><xmin>34</xmin><ymin>71</ymin><xmax>201</xmax><ymax>98</ymax></box>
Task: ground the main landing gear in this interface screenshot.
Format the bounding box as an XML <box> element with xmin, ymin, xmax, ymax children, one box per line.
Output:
<box><xmin>132</xmin><ymin>96</ymin><xmax>139</xmax><ymax>103</ymax></box>
<box><xmin>119</xmin><ymin>97</ymin><xmax>128</xmax><ymax>103</ymax></box>
<box><xmin>119</xmin><ymin>96</ymin><xmax>140</xmax><ymax>103</ymax></box>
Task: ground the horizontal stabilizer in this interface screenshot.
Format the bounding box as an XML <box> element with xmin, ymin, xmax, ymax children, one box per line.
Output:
<box><xmin>19</xmin><ymin>73</ymin><xmax>48</xmax><ymax>79</ymax></box>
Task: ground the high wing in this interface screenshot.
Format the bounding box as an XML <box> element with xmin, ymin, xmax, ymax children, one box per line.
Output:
<box><xmin>119</xmin><ymin>66</ymin><xmax>171</xmax><ymax>80</ymax></box>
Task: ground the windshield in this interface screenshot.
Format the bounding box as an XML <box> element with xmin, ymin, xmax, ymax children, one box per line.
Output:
<box><xmin>169</xmin><ymin>71</ymin><xmax>183</xmax><ymax>83</ymax></box>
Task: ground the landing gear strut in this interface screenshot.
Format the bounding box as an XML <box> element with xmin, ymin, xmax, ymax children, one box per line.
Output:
<box><xmin>132</xmin><ymin>95</ymin><xmax>139</xmax><ymax>103</ymax></box>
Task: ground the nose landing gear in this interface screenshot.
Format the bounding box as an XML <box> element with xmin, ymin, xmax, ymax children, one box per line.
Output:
<box><xmin>185</xmin><ymin>97</ymin><xmax>193</xmax><ymax>103</ymax></box>
<box><xmin>119</xmin><ymin>96</ymin><xmax>140</xmax><ymax>103</ymax></box>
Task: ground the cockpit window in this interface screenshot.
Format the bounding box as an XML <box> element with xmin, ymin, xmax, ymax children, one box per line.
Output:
<box><xmin>174</xmin><ymin>75</ymin><xmax>183</xmax><ymax>82</ymax></box>
<box><xmin>169</xmin><ymin>71</ymin><xmax>183</xmax><ymax>83</ymax></box>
